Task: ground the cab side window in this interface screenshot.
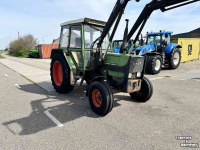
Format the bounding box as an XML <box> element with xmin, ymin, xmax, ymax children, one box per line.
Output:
<box><xmin>60</xmin><ymin>25</ymin><xmax>69</xmax><ymax>48</ymax></box>
<box><xmin>162</xmin><ymin>34</ymin><xmax>170</xmax><ymax>46</ymax></box>
<box><xmin>70</xmin><ymin>26</ymin><xmax>82</xmax><ymax>48</ymax></box>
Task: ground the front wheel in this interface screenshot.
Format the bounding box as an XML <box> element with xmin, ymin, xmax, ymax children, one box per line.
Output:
<box><xmin>88</xmin><ymin>81</ymin><xmax>114</xmax><ymax>116</ymax></box>
<box><xmin>28</xmin><ymin>53</ymin><xmax>33</xmax><ymax>58</ymax></box>
<box><xmin>146</xmin><ymin>55</ymin><xmax>163</xmax><ymax>75</ymax></box>
<box><xmin>130</xmin><ymin>77</ymin><xmax>153</xmax><ymax>102</ymax></box>
<box><xmin>168</xmin><ymin>49</ymin><xmax>181</xmax><ymax>69</ymax></box>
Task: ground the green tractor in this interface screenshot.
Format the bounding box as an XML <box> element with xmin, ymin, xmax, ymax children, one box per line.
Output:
<box><xmin>50</xmin><ymin>18</ymin><xmax>153</xmax><ymax>116</ymax></box>
<box><xmin>29</xmin><ymin>49</ymin><xmax>39</xmax><ymax>58</ymax></box>
<box><xmin>50</xmin><ymin>0</ymin><xmax>198</xmax><ymax>116</ymax></box>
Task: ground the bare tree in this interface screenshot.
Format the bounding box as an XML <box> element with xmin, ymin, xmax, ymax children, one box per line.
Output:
<box><xmin>9</xmin><ymin>34</ymin><xmax>38</xmax><ymax>54</ymax></box>
<box><xmin>23</xmin><ymin>34</ymin><xmax>38</xmax><ymax>50</ymax></box>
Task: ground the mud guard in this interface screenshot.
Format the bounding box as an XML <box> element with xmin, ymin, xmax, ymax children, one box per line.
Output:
<box><xmin>51</xmin><ymin>49</ymin><xmax>77</xmax><ymax>85</ymax></box>
<box><xmin>165</xmin><ymin>44</ymin><xmax>182</xmax><ymax>54</ymax></box>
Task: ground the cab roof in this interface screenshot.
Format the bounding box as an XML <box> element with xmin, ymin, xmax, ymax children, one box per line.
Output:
<box><xmin>60</xmin><ymin>18</ymin><xmax>106</xmax><ymax>27</ymax></box>
<box><xmin>148</xmin><ymin>31</ymin><xmax>173</xmax><ymax>36</ymax></box>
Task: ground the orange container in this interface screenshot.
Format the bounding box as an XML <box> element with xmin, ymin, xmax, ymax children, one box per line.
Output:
<box><xmin>38</xmin><ymin>44</ymin><xmax>58</xmax><ymax>59</ymax></box>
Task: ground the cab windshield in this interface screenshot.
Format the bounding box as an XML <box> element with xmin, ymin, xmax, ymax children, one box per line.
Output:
<box><xmin>147</xmin><ymin>35</ymin><xmax>161</xmax><ymax>48</ymax></box>
<box><xmin>84</xmin><ymin>25</ymin><xmax>110</xmax><ymax>49</ymax></box>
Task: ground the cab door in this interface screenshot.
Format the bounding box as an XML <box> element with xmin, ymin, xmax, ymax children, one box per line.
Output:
<box><xmin>68</xmin><ymin>24</ymin><xmax>84</xmax><ymax>71</ymax></box>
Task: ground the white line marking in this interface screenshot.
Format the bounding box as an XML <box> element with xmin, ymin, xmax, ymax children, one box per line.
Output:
<box><xmin>44</xmin><ymin>110</ymin><xmax>64</xmax><ymax>127</ymax></box>
<box><xmin>5</xmin><ymin>74</ymin><xmax>8</xmax><ymax>76</ymax></box>
<box><xmin>15</xmin><ymin>84</ymin><xmax>21</xmax><ymax>89</ymax></box>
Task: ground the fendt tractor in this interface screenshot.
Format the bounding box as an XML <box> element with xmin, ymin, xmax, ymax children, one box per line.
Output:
<box><xmin>134</xmin><ymin>31</ymin><xmax>182</xmax><ymax>74</ymax></box>
<box><xmin>50</xmin><ymin>0</ymin><xmax>199</xmax><ymax>116</ymax></box>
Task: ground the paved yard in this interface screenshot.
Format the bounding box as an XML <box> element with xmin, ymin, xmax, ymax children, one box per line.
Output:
<box><xmin>0</xmin><ymin>55</ymin><xmax>200</xmax><ymax>150</ymax></box>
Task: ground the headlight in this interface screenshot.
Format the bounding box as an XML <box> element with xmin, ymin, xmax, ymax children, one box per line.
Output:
<box><xmin>128</xmin><ymin>73</ymin><xmax>133</xmax><ymax>78</ymax></box>
<box><xmin>139</xmin><ymin>49</ymin><xmax>146</xmax><ymax>56</ymax></box>
<box><xmin>138</xmin><ymin>50</ymin><xmax>143</xmax><ymax>56</ymax></box>
<box><xmin>137</xmin><ymin>72</ymin><xmax>142</xmax><ymax>78</ymax></box>
<box><xmin>143</xmin><ymin>48</ymin><xmax>146</xmax><ymax>54</ymax></box>
<box><xmin>148</xmin><ymin>49</ymin><xmax>152</xmax><ymax>52</ymax></box>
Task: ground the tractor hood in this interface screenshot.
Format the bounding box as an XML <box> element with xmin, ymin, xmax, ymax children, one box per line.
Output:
<box><xmin>30</xmin><ymin>49</ymin><xmax>39</xmax><ymax>53</ymax></box>
<box><xmin>135</xmin><ymin>44</ymin><xmax>155</xmax><ymax>55</ymax></box>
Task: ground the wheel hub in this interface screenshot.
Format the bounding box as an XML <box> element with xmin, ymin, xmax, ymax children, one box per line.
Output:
<box><xmin>173</xmin><ymin>52</ymin><xmax>180</xmax><ymax>65</ymax></box>
<box><xmin>155</xmin><ymin>59</ymin><xmax>161</xmax><ymax>71</ymax></box>
<box><xmin>53</xmin><ymin>61</ymin><xmax>63</xmax><ymax>86</ymax></box>
<box><xmin>92</xmin><ymin>89</ymin><xmax>102</xmax><ymax>107</ymax></box>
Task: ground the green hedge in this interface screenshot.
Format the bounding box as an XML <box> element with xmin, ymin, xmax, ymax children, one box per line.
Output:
<box><xmin>9</xmin><ymin>49</ymin><xmax>30</xmax><ymax>58</ymax></box>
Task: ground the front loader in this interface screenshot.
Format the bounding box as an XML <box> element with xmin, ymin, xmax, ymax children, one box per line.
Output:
<box><xmin>50</xmin><ymin>0</ymin><xmax>199</xmax><ymax>116</ymax></box>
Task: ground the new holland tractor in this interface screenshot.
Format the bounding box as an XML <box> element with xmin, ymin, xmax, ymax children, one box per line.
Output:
<box><xmin>134</xmin><ymin>31</ymin><xmax>182</xmax><ymax>74</ymax></box>
<box><xmin>50</xmin><ymin>0</ymin><xmax>199</xmax><ymax>116</ymax></box>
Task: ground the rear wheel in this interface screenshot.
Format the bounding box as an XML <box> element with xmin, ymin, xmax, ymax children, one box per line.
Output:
<box><xmin>34</xmin><ymin>53</ymin><xmax>39</xmax><ymax>58</ymax></box>
<box><xmin>146</xmin><ymin>55</ymin><xmax>162</xmax><ymax>75</ymax></box>
<box><xmin>50</xmin><ymin>54</ymin><xmax>74</xmax><ymax>93</ymax></box>
<box><xmin>130</xmin><ymin>77</ymin><xmax>153</xmax><ymax>102</ymax></box>
<box><xmin>168</xmin><ymin>49</ymin><xmax>181</xmax><ymax>69</ymax></box>
<box><xmin>88</xmin><ymin>81</ymin><xmax>114</xmax><ymax>116</ymax></box>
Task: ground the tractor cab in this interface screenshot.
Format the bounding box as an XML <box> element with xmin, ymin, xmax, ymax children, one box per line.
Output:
<box><xmin>113</xmin><ymin>39</ymin><xmax>140</xmax><ymax>53</ymax></box>
<box><xmin>146</xmin><ymin>31</ymin><xmax>172</xmax><ymax>53</ymax></box>
<box><xmin>58</xmin><ymin>18</ymin><xmax>110</xmax><ymax>71</ymax></box>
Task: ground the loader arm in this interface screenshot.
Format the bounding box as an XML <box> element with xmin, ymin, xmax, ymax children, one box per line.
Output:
<box><xmin>97</xmin><ymin>0</ymin><xmax>199</xmax><ymax>57</ymax></box>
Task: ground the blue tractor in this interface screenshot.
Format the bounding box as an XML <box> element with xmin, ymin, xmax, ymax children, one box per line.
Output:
<box><xmin>134</xmin><ymin>31</ymin><xmax>182</xmax><ymax>74</ymax></box>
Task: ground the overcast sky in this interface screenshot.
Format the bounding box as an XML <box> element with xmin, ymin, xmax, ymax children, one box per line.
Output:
<box><xmin>0</xmin><ymin>0</ymin><xmax>200</xmax><ymax>49</ymax></box>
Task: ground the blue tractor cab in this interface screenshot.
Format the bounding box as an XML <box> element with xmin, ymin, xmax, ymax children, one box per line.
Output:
<box><xmin>134</xmin><ymin>31</ymin><xmax>182</xmax><ymax>74</ymax></box>
<box><xmin>113</xmin><ymin>39</ymin><xmax>140</xmax><ymax>53</ymax></box>
<box><xmin>113</xmin><ymin>40</ymin><xmax>123</xmax><ymax>53</ymax></box>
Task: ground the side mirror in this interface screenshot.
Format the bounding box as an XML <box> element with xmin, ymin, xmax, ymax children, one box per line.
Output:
<box><xmin>165</xmin><ymin>34</ymin><xmax>168</xmax><ymax>38</ymax></box>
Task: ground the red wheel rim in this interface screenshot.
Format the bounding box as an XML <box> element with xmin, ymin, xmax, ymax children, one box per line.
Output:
<box><xmin>53</xmin><ymin>61</ymin><xmax>63</xmax><ymax>86</ymax></box>
<box><xmin>92</xmin><ymin>89</ymin><xmax>102</xmax><ymax>107</ymax></box>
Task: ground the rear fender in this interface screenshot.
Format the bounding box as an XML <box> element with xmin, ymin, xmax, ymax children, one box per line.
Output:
<box><xmin>50</xmin><ymin>49</ymin><xmax>64</xmax><ymax>58</ymax></box>
<box><xmin>165</xmin><ymin>44</ymin><xmax>182</xmax><ymax>54</ymax></box>
<box><xmin>51</xmin><ymin>49</ymin><xmax>77</xmax><ymax>85</ymax></box>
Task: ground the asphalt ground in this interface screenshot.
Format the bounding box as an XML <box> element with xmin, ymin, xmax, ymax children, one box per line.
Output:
<box><xmin>0</xmin><ymin>56</ymin><xmax>200</xmax><ymax>149</ymax></box>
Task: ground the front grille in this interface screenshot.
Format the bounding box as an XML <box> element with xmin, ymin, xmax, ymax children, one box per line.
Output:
<box><xmin>129</xmin><ymin>57</ymin><xmax>145</xmax><ymax>73</ymax></box>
